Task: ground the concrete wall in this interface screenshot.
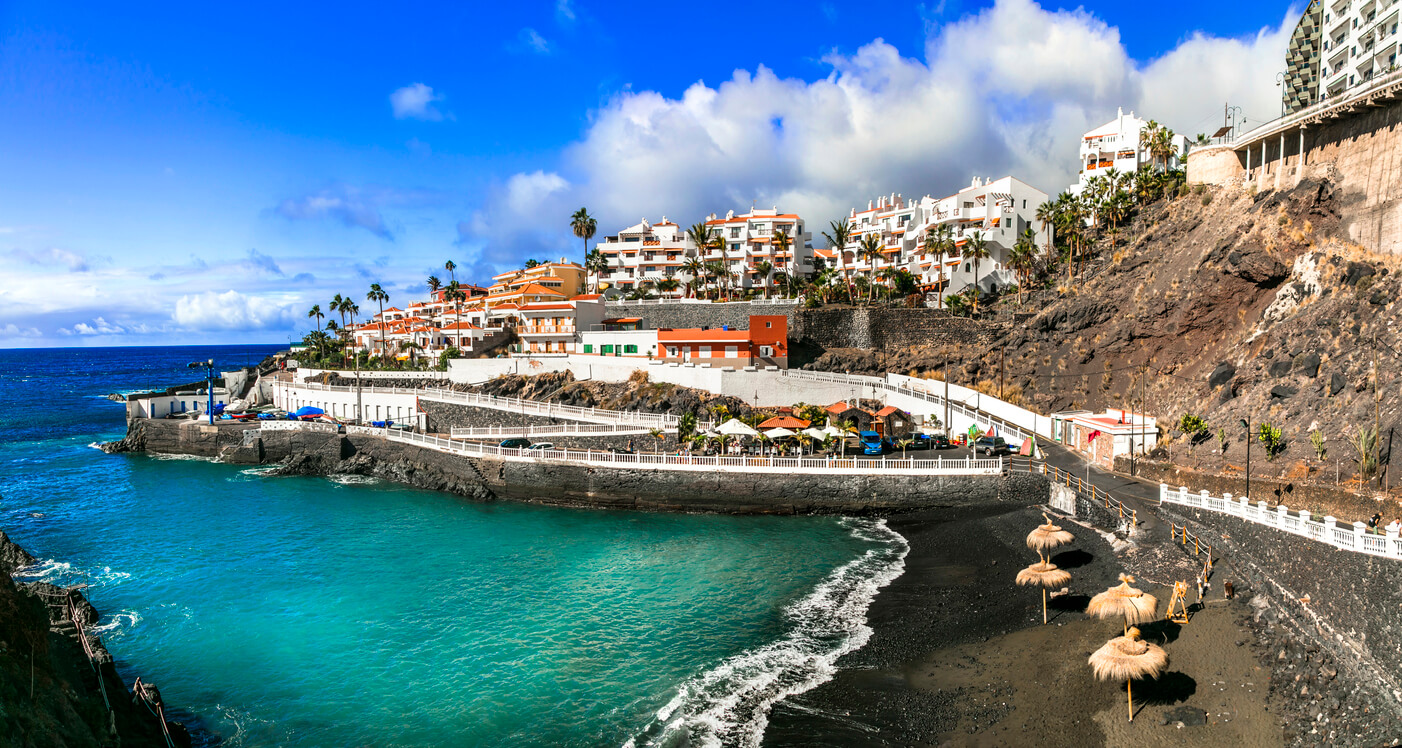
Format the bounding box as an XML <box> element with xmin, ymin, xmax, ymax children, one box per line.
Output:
<box><xmin>1186</xmin><ymin>145</ymin><xmax>1246</xmax><ymax>186</ymax></box>
<box><xmin>109</xmin><ymin>418</ymin><xmax>1049</xmax><ymax>515</ymax></box>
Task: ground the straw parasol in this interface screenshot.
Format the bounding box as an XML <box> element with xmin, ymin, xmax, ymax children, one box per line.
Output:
<box><xmin>1026</xmin><ymin>512</ymin><xmax>1074</xmax><ymax>561</ymax></box>
<box><xmin>1088</xmin><ymin>626</ymin><xmax>1169</xmax><ymax>722</ymax></box>
<box><xmin>1087</xmin><ymin>573</ymin><xmax>1159</xmax><ymax>634</ymax></box>
<box><xmin>1016</xmin><ymin>560</ymin><xmax>1071</xmax><ymax>625</ymax></box>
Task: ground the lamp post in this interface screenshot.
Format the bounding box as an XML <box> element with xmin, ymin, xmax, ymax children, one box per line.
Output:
<box><xmin>188</xmin><ymin>358</ymin><xmax>217</xmax><ymax>425</ymax></box>
<box><xmin>1275</xmin><ymin>72</ymin><xmax>1287</xmax><ymax>117</ymax></box>
<box><xmin>1240</xmin><ymin>417</ymin><xmax>1252</xmax><ymax>501</ymax></box>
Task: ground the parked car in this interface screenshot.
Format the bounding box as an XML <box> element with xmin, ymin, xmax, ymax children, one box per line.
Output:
<box><xmin>928</xmin><ymin>433</ymin><xmax>952</xmax><ymax>449</ymax></box>
<box><xmin>973</xmin><ymin>436</ymin><xmax>1012</xmax><ymax>456</ymax></box>
<box><xmin>499</xmin><ymin>438</ymin><xmax>532</xmax><ymax>449</ymax></box>
<box><xmin>859</xmin><ymin>431</ymin><xmax>889</xmax><ymax>455</ymax></box>
<box><xmin>526</xmin><ymin>443</ymin><xmax>555</xmax><ymax>451</ymax></box>
<box><xmin>908</xmin><ymin>434</ymin><xmax>933</xmax><ymax>450</ymax></box>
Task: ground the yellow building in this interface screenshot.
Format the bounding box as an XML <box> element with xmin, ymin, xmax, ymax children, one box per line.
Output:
<box><xmin>486</xmin><ymin>258</ymin><xmax>586</xmax><ymax>302</ymax></box>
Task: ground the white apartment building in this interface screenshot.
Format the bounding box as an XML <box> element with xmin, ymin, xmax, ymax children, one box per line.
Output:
<box><xmin>702</xmin><ymin>208</ymin><xmax>815</xmax><ymax>293</ymax></box>
<box><xmin>596</xmin><ymin>218</ymin><xmax>694</xmax><ymax>297</ymax></box>
<box><xmin>1314</xmin><ymin>0</ymin><xmax>1401</xmax><ymax>103</ymax></box>
<box><xmin>828</xmin><ymin>176</ymin><xmax>1050</xmax><ymax>302</ymax></box>
<box><xmin>514</xmin><ymin>297</ymin><xmax>606</xmax><ymax>355</ymax></box>
<box><xmin>1071</xmin><ymin>108</ymin><xmax>1188</xmax><ymax>195</ymax></box>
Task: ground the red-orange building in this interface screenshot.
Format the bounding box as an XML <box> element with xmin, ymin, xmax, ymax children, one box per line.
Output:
<box><xmin>657</xmin><ymin>315</ymin><xmax>788</xmax><ymax>369</ymax></box>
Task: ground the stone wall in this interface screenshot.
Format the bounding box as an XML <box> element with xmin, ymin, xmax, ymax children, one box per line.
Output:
<box><xmin>603</xmin><ymin>301</ymin><xmax>800</xmax><ymax>333</ymax></box>
<box><xmin>795</xmin><ymin>307</ymin><xmax>996</xmax><ymax>350</ymax></box>
<box><xmin>1186</xmin><ymin>145</ymin><xmax>1246</xmax><ymax>186</ymax></box>
<box><xmin>109</xmin><ymin>418</ymin><xmax>1049</xmax><ymax>515</ymax></box>
<box><xmin>419</xmin><ymin>400</ymin><xmax>567</xmax><ymax>433</ymax></box>
<box><xmin>1159</xmin><ymin>502</ymin><xmax>1402</xmax><ymax>739</ymax></box>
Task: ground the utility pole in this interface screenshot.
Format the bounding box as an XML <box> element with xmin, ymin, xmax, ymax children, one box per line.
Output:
<box><xmin>1140</xmin><ymin>361</ymin><xmax>1147</xmax><ymax>475</ymax></box>
<box><xmin>1240</xmin><ymin>416</ymin><xmax>1252</xmax><ymax>500</ymax></box>
<box><xmin>1375</xmin><ymin>329</ymin><xmax>1382</xmax><ymax>490</ymax></box>
<box><xmin>999</xmin><ymin>346</ymin><xmax>1005</xmax><ymax>400</ymax></box>
<box><xmin>944</xmin><ymin>353</ymin><xmax>950</xmax><ymax>433</ymax></box>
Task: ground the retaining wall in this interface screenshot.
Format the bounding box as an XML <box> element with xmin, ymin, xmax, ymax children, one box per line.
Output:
<box><xmin>107</xmin><ymin>418</ymin><xmax>1048</xmax><ymax>515</ymax></box>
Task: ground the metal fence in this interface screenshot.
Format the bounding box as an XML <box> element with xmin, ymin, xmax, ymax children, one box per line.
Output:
<box><xmin>1160</xmin><ymin>485</ymin><xmax>1402</xmax><ymax>561</ymax></box>
<box><xmin>449</xmin><ymin>423</ymin><xmax>664</xmax><ymax>438</ymax></box>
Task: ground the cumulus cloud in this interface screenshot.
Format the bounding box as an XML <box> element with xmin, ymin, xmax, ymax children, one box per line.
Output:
<box><xmin>244</xmin><ymin>248</ymin><xmax>285</xmax><ymax>276</ymax></box>
<box><xmin>172</xmin><ymin>290</ymin><xmax>297</xmax><ymax>331</ymax></box>
<box><xmin>556</xmin><ymin>0</ymin><xmax>576</xmax><ymax>24</ymax></box>
<box><xmin>60</xmin><ymin>317</ymin><xmax>125</xmax><ymax>336</ymax></box>
<box><xmin>390</xmin><ymin>83</ymin><xmax>446</xmax><ymax>121</ymax></box>
<box><xmin>456</xmin><ymin>171</ymin><xmax>572</xmax><ymax>273</ymax></box>
<box><xmin>0</xmin><ymin>323</ymin><xmax>41</xmax><ymax>338</ymax></box>
<box><xmin>463</xmin><ymin>0</ymin><xmax>1289</xmax><ymax>263</ymax></box>
<box><xmin>275</xmin><ymin>187</ymin><xmax>394</xmax><ymax>239</ymax></box>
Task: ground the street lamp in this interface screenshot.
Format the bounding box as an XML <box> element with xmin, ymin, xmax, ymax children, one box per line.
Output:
<box><xmin>1275</xmin><ymin>72</ymin><xmax>1287</xmax><ymax>117</ymax></box>
<box><xmin>1239</xmin><ymin>417</ymin><xmax>1252</xmax><ymax>501</ymax></box>
<box><xmin>188</xmin><ymin>358</ymin><xmax>217</xmax><ymax>425</ymax></box>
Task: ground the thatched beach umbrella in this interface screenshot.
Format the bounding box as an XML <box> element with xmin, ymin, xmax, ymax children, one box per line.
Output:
<box><xmin>1016</xmin><ymin>560</ymin><xmax>1071</xmax><ymax>625</ymax></box>
<box><xmin>1087</xmin><ymin>574</ymin><xmax>1159</xmax><ymax>635</ymax></box>
<box><xmin>1088</xmin><ymin>626</ymin><xmax>1169</xmax><ymax>722</ymax></box>
<box><xmin>1026</xmin><ymin>512</ymin><xmax>1074</xmax><ymax>561</ymax></box>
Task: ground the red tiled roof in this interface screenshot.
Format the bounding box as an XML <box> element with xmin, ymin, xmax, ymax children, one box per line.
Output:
<box><xmin>758</xmin><ymin>416</ymin><xmax>810</xmax><ymax>429</ymax></box>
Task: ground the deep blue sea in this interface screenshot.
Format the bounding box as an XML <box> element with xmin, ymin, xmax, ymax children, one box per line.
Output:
<box><xmin>0</xmin><ymin>345</ymin><xmax>905</xmax><ymax>747</ymax></box>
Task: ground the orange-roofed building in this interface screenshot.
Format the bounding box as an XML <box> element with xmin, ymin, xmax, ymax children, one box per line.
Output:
<box><xmin>757</xmin><ymin>415</ymin><xmax>810</xmax><ymax>430</ymax></box>
<box><xmin>487</xmin><ymin>258</ymin><xmax>586</xmax><ymax>301</ymax></box>
<box><xmin>595</xmin><ymin>217</ymin><xmax>694</xmax><ymax>298</ymax></box>
<box><xmin>657</xmin><ymin>315</ymin><xmax>788</xmax><ymax>369</ymax></box>
<box><xmin>699</xmin><ymin>207</ymin><xmax>814</xmax><ymax>294</ymax></box>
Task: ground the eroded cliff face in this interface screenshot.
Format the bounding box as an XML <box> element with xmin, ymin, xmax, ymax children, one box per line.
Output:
<box><xmin>0</xmin><ymin>532</ymin><xmax>191</xmax><ymax>748</ymax></box>
<box><xmin>815</xmin><ymin>177</ymin><xmax>1402</xmax><ymax>488</ymax></box>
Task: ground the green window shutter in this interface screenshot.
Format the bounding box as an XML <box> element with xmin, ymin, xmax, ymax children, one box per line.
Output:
<box><xmin>602</xmin><ymin>345</ymin><xmax>613</xmax><ymax>354</ymax></box>
<box><xmin>583</xmin><ymin>344</ymin><xmax>593</xmax><ymax>353</ymax></box>
<box><xmin>624</xmin><ymin>344</ymin><xmax>638</xmax><ymax>354</ymax></box>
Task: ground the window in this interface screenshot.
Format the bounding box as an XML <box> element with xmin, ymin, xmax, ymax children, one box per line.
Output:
<box><xmin>583</xmin><ymin>344</ymin><xmax>593</xmax><ymax>353</ymax></box>
<box><xmin>624</xmin><ymin>344</ymin><xmax>638</xmax><ymax>354</ymax></box>
<box><xmin>730</xmin><ymin>227</ymin><xmax>741</xmax><ymax>238</ymax></box>
<box><xmin>765</xmin><ymin>321</ymin><xmax>772</xmax><ymax>328</ymax></box>
<box><xmin>731</xmin><ymin>243</ymin><xmax>740</xmax><ymax>251</ymax></box>
<box><xmin>760</xmin><ymin>345</ymin><xmax>774</xmax><ymax>357</ymax></box>
<box><xmin>602</xmin><ymin>344</ymin><xmax>614</xmax><ymax>354</ymax></box>
<box><xmin>725</xmin><ymin>346</ymin><xmax>738</xmax><ymax>358</ymax></box>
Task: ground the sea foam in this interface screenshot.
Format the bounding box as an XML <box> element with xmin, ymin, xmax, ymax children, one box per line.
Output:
<box><xmin>625</xmin><ymin>517</ymin><xmax>909</xmax><ymax>748</ymax></box>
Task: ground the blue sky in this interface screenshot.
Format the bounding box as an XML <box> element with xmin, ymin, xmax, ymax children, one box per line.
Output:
<box><xmin>0</xmin><ymin>0</ymin><xmax>1300</xmax><ymax>347</ymax></box>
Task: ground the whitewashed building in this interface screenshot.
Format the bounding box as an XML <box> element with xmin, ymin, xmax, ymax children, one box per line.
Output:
<box><xmin>702</xmin><ymin>208</ymin><xmax>815</xmax><ymax>293</ymax></box>
<box><xmin>1071</xmin><ymin>109</ymin><xmax>1188</xmax><ymax>195</ymax></box>
<box><xmin>596</xmin><ymin>218</ymin><xmax>695</xmax><ymax>297</ymax></box>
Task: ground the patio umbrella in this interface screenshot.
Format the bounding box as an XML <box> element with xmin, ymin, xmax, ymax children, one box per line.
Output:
<box><xmin>801</xmin><ymin>427</ymin><xmax>828</xmax><ymax>440</ymax></box>
<box><xmin>1088</xmin><ymin>574</ymin><xmax>1159</xmax><ymax>635</ymax></box>
<box><xmin>1016</xmin><ymin>560</ymin><xmax>1072</xmax><ymax>625</ymax></box>
<box><xmin>763</xmin><ymin>427</ymin><xmax>796</xmax><ymax>439</ymax></box>
<box><xmin>1026</xmin><ymin>512</ymin><xmax>1075</xmax><ymax>561</ymax></box>
<box><xmin>821</xmin><ymin>424</ymin><xmax>846</xmax><ymax>439</ymax></box>
<box><xmin>1088</xmin><ymin>626</ymin><xmax>1169</xmax><ymax>722</ymax></box>
<box><xmin>716</xmin><ymin>418</ymin><xmax>760</xmax><ymax>437</ymax></box>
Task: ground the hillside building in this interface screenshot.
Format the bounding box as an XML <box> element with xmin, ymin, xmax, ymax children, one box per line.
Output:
<box><xmin>595</xmin><ymin>217</ymin><xmax>694</xmax><ymax>297</ymax></box>
<box><xmin>1294</xmin><ymin>0</ymin><xmax>1401</xmax><ymax>109</ymax></box>
<box><xmin>702</xmin><ymin>208</ymin><xmax>815</xmax><ymax>294</ymax></box>
<box><xmin>1071</xmin><ymin>108</ymin><xmax>1188</xmax><ymax>195</ymax></box>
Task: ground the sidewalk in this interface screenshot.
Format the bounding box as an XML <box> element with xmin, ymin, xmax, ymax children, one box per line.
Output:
<box><xmin>1040</xmin><ymin>441</ymin><xmax>1167</xmax><ymax>539</ymax></box>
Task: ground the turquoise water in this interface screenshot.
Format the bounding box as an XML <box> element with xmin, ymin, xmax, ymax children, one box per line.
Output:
<box><xmin>0</xmin><ymin>347</ymin><xmax>905</xmax><ymax>746</ymax></box>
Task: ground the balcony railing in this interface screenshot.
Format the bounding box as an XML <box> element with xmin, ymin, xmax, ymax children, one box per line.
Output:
<box><xmin>520</xmin><ymin>325</ymin><xmax>576</xmax><ymax>335</ymax></box>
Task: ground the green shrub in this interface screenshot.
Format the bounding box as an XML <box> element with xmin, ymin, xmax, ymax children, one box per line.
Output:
<box><xmin>1200</xmin><ymin>193</ymin><xmax>1213</xmax><ymax>206</ymax></box>
<box><xmin>1309</xmin><ymin>429</ymin><xmax>1326</xmax><ymax>460</ymax></box>
<box><xmin>1257</xmin><ymin>422</ymin><xmax>1285</xmax><ymax>461</ymax></box>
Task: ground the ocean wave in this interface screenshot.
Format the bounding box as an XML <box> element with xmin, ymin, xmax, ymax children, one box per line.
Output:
<box><xmin>147</xmin><ymin>453</ymin><xmax>218</xmax><ymax>462</ymax></box>
<box><xmin>326</xmin><ymin>474</ymin><xmax>380</xmax><ymax>486</ymax></box>
<box><xmin>13</xmin><ymin>560</ymin><xmax>131</xmax><ymax>588</ymax></box>
<box><xmin>625</xmin><ymin>517</ymin><xmax>909</xmax><ymax>748</ymax></box>
<box><xmin>13</xmin><ymin>559</ymin><xmax>74</xmax><ymax>582</ymax></box>
<box><xmin>89</xmin><ymin>609</ymin><xmax>141</xmax><ymax>637</ymax></box>
<box><xmin>234</xmin><ymin>466</ymin><xmax>281</xmax><ymax>479</ymax></box>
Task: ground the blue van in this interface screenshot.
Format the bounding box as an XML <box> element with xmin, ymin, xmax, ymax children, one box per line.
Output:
<box><xmin>859</xmin><ymin>431</ymin><xmax>887</xmax><ymax>455</ymax></box>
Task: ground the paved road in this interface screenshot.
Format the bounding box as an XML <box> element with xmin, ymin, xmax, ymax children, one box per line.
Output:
<box><xmin>1037</xmin><ymin>441</ymin><xmax>1168</xmax><ymax>539</ymax></box>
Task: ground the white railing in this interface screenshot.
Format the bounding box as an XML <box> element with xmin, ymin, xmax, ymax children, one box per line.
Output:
<box><xmin>603</xmin><ymin>297</ymin><xmax>799</xmax><ymax>307</ymax></box>
<box><xmin>779</xmin><ymin>369</ymin><xmax>883</xmax><ymax>386</ymax></box>
<box><xmin>883</xmin><ymin>381</ymin><xmax>1035</xmax><ymax>444</ymax></box>
<box><xmin>449</xmin><ymin>423</ymin><xmax>665</xmax><ymax>438</ymax></box>
<box><xmin>377</xmin><ymin>428</ymin><xmax>1005</xmax><ymax>475</ymax></box>
<box><xmin>277</xmin><ymin>380</ymin><xmax>680</xmax><ymax>427</ymax></box>
<box><xmin>259</xmin><ymin>420</ymin><xmax>338</xmax><ymax>433</ymax></box>
<box><xmin>1161</xmin><ymin>485</ymin><xmax>1402</xmax><ymax>561</ymax></box>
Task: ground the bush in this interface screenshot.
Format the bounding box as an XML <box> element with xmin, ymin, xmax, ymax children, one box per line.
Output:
<box><xmin>1257</xmin><ymin>422</ymin><xmax>1285</xmax><ymax>461</ymax></box>
<box><xmin>1309</xmin><ymin>429</ymin><xmax>1327</xmax><ymax>461</ymax></box>
<box><xmin>1200</xmin><ymin>193</ymin><xmax>1213</xmax><ymax>206</ymax></box>
<box><xmin>628</xmin><ymin>369</ymin><xmax>650</xmax><ymax>384</ymax></box>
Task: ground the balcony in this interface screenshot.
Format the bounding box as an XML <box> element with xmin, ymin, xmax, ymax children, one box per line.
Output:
<box><xmin>520</xmin><ymin>324</ymin><xmax>577</xmax><ymax>335</ymax></box>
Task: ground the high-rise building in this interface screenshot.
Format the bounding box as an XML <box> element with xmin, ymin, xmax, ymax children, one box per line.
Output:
<box><xmin>1285</xmin><ymin>0</ymin><xmax>1325</xmax><ymax>113</ymax></box>
<box><xmin>1311</xmin><ymin>0</ymin><xmax>1401</xmax><ymax>105</ymax></box>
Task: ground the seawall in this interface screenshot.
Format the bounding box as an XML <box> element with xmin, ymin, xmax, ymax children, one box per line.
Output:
<box><xmin>1159</xmin><ymin>502</ymin><xmax>1402</xmax><ymax>743</ymax></box>
<box><xmin>106</xmin><ymin>418</ymin><xmax>1048</xmax><ymax>515</ymax></box>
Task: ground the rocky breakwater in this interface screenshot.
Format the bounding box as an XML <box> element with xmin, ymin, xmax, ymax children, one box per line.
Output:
<box><xmin>0</xmin><ymin>531</ymin><xmax>191</xmax><ymax>747</ymax></box>
<box><xmin>110</xmin><ymin>417</ymin><xmax>1049</xmax><ymax>515</ymax></box>
<box><xmin>1159</xmin><ymin>503</ymin><xmax>1402</xmax><ymax>746</ymax></box>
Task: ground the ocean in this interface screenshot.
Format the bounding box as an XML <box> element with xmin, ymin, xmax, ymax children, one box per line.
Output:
<box><xmin>0</xmin><ymin>345</ymin><xmax>906</xmax><ymax>747</ymax></box>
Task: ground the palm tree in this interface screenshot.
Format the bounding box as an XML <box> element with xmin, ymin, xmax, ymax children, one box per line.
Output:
<box><xmin>583</xmin><ymin>248</ymin><xmax>607</xmax><ymax>293</ymax></box>
<box><xmin>571</xmin><ymin>208</ymin><xmax>597</xmax><ymax>264</ymax></box>
<box><xmin>858</xmin><ymin>233</ymin><xmax>883</xmax><ymax>303</ymax></box>
<box><xmin>1010</xmin><ymin>228</ymin><xmax>1037</xmax><ymax>306</ymax></box>
<box><xmin>771</xmin><ymin>229</ymin><xmax>792</xmax><ymax>296</ymax></box>
<box><xmin>657</xmin><ymin>277</ymin><xmax>680</xmax><ymax>297</ymax></box>
<box><xmin>366</xmin><ymin>283</ymin><xmax>389</xmax><ymax>361</ymax></box>
<box><xmin>822</xmin><ymin>219</ymin><xmax>855</xmax><ymax>304</ymax></box>
<box><xmin>445</xmin><ymin>281</ymin><xmax>466</xmax><ymax>350</ymax></box>
<box><xmin>754</xmin><ymin>260</ymin><xmax>773</xmax><ymax>299</ymax></box>
<box><xmin>307</xmin><ymin>304</ymin><xmax>324</xmax><ymax>360</ymax></box>
<box><xmin>426</xmin><ymin>275</ymin><xmax>441</xmax><ymax>299</ymax></box>
<box><xmin>682</xmin><ymin>256</ymin><xmax>705</xmax><ymax>298</ymax></box>
<box><xmin>964</xmin><ymin>230</ymin><xmax>989</xmax><ymax>317</ymax></box>
<box><xmin>1035</xmin><ymin>200</ymin><xmax>1057</xmax><ymax>256</ymax></box>
<box><xmin>444</xmin><ymin>260</ymin><xmax>456</xmax><ymax>284</ymax></box>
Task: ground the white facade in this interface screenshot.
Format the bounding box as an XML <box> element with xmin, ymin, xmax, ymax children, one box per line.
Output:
<box><xmin>702</xmin><ymin>208</ymin><xmax>815</xmax><ymax>292</ymax></box>
<box><xmin>828</xmin><ymin>176</ymin><xmax>1050</xmax><ymax>300</ymax></box>
<box><xmin>513</xmin><ymin>297</ymin><xmax>607</xmax><ymax>355</ymax></box>
<box><xmin>596</xmin><ymin>218</ymin><xmax>694</xmax><ymax>297</ymax></box>
<box><xmin>1071</xmin><ymin>108</ymin><xmax>1188</xmax><ymax>195</ymax></box>
<box><xmin>1319</xmin><ymin>0</ymin><xmax>1401</xmax><ymax>100</ymax></box>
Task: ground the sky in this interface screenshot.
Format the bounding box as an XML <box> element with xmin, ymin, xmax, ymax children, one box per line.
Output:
<box><xmin>0</xmin><ymin>0</ymin><xmax>1303</xmax><ymax>347</ymax></box>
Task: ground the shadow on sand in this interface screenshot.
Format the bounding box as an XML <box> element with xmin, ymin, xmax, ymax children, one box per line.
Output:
<box><xmin>1137</xmin><ymin>619</ymin><xmax>1183</xmax><ymax>645</ymax></box>
<box><xmin>1049</xmin><ymin>549</ymin><xmax>1094</xmax><ymax>569</ymax></box>
<box><xmin>1135</xmin><ymin>671</ymin><xmax>1197</xmax><ymax>706</ymax></box>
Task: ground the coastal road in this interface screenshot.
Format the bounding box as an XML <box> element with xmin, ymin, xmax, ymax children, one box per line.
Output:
<box><xmin>1036</xmin><ymin>441</ymin><xmax>1168</xmax><ymax>540</ymax></box>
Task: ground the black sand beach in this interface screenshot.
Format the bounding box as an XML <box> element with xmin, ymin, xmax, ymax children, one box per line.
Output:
<box><xmin>761</xmin><ymin>504</ymin><xmax>1282</xmax><ymax>747</ymax></box>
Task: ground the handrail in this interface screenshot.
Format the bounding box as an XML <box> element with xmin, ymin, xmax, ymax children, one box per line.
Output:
<box><xmin>1160</xmin><ymin>484</ymin><xmax>1402</xmax><ymax>561</ymax></box>
<box><xmin>278</xmin><ymin>421</ymin><xmax>1005</xmax><ymax>475</ymax></box>
<box><xmin>1009</xmin><ymin>459</ymin><xmax>1138</xmax><ymax>534</ymax></box>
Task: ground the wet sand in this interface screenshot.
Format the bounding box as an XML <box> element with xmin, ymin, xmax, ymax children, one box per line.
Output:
<box><xmin>761</xmin><ymin>504</ymin><xmax>1281</xmax><ymax>747</ymax></box>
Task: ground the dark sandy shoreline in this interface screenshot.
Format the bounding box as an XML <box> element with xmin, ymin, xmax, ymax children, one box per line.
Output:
<box><xmin>761</xmin><ymin>504</ymin><xmax>1283</xmax><ymax>747</ymax></box>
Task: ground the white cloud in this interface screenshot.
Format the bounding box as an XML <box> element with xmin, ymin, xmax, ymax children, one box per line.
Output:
<box><xmin>519</xmin><ymin>28</ymin><xmax>552</xmax><ymax>54</ymax></box>
<box><xmin>275</xmin><ymin>187</ymin><xmax>394</xmax><ymax>239</ymax></box>
<box><xmin>555</xmin><ymin>0</ymin><xmax>576</xmax><ymax>24</ymax></box>
<box><xmin>173</xmin><ymin>290</ymin><xmax>297</xmax><ymax>331</ymax></box>
<box><xmin>466</xmin><ymin>0</ymin><xmax>1290</xmax><ymax>258</ymax></box>
<box><xmin>457</xmin><ymin>171</ymin><xmax>573</xmax><ymax>273</ymax></box>
<box><xmin>10</xmin><ymin>247</ymin><xmax>93</xmax><ymax>272</ymax></box>
<box><xmin>61</xmin><ymin>317</ymin><xmax>124</xmax><ymax>336</ymax></box>
<box><xmin>0</xmin><ymin>323</ymin><xmax>41</xmax><ymax>338</ymax></box>
<box><xmin>390</xmin><ymin>83</ymin><xmax>445</xmax><ymax>121</ymax></box>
